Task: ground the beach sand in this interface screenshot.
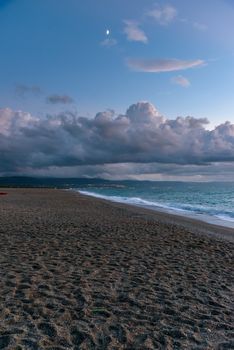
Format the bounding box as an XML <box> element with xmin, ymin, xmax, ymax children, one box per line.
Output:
<box><xmin>0</xmin><ymin>188</ymin><xmax>233</xmax><ymax>349</ymax></box>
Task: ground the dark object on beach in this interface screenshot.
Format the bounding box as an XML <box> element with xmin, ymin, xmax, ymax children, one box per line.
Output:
<box><xmin>0</xmin><ymin>192</ymin><xmax>8</xmax><ymax>195</ymax></box>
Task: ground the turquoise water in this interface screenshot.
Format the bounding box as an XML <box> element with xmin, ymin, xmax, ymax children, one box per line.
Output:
<box><xmin>74</xmin><ymin>181</ymin><xmax>234</xmax><ymax>229</ymax></box>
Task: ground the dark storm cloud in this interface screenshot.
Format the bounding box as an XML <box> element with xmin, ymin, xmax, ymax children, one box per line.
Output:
<box><xmin>15</xmin><ymin>85</ymin><xmax>42</xmax><ymax>97</ymax></box>
<box><xmin>0</xmin><ymin>102</ymin><xmax>234</xmax><ymax>174</ymax></box>
<box><xmin>46</xmin><ymin>94</ymin><xmax>74</xmax><ymax>104</ymax></box>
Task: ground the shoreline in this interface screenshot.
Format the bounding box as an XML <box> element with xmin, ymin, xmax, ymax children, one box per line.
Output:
<box><xmin>77</xmin><ymin>189</ymin><xmax>234</xmax><ymax>231</ymax></box>
<box><xmin>74</xmin><ymin>190</ymin><xmax>234</xmax><ymax>243</ymax></box>
<box><xmin>0</xmin><ymin>188</ymin><xmax>233</xmax><ymax>349</ymax></box>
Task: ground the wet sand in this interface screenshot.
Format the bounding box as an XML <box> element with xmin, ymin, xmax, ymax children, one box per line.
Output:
<box><xmin>0</xmin><ymin>188</ymin><xmax>233</xmax><ymax>349</ymax></box>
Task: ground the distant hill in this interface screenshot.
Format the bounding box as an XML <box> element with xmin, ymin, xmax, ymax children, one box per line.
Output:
<box><xmin>0</xmin><ymin>176</ymin><xmax>112</xmax><ymax>188</ymax></box>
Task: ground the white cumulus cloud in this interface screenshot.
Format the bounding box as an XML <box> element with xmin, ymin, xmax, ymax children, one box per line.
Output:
<box><xmin>147</xmin><ymin>4</ymin><xmax>177</xmax><ymax>25</ymax></box>
<box><xmin>0</xmin><ymin>102</ymin><xmax>234</xmax><ymax>176</ymax></box>
<box><xmin>123</xmin><ymin>20</ymin><xmax>148</xmax><ymax>43</ymax></box>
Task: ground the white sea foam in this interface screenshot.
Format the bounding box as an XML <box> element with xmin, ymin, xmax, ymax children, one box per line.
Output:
<box><xmin>79</xmin><ymin>190</ymin><xmax>176</xmax><ymax>209</ymax></box>
<box><xmin>215</xmin><ymin>214</ymin><xmax>234</xmax><ymax>223</ymax></box>
<box><xmin>76</xmin><ymin>190</ymin><xmax>234</xmax><ymax>228</ymax></box>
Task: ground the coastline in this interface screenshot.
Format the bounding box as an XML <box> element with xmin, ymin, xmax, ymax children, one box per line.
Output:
<box><xmin>75</xmin><ymin>190</ymin><xmax>234</xmax><ymax>243</ymax></box>
<box><xmin>0</xmin><ymin>188</ymin><xmax>233</xmax><ymax>349</ymax></box>
<box><xmin>77</xmin><ymin>188</ymin><xmax>234</xmax><ymax>231</ymax></box>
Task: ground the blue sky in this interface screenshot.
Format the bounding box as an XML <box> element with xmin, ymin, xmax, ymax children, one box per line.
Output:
<box><xmin>0</xmin><ymin>0</ymin><xmax>234</xmax><ymax>180</ymax></box>
<box><xmin>1</xmin><ymin>0</ymin><xmax>234</xmax><ymax>126</ymax></box>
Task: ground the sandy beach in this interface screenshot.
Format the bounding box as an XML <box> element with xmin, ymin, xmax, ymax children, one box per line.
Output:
<box><xmin>0</xmin><ymin>188</ymin><xmax>233</xmax><ymax>350</ymax></box>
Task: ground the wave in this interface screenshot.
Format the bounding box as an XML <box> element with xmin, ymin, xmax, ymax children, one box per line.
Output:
<box><xmin>77</xmin><ymin>190</ymin><xmax>234</xmax><ymax>226</ymax></box>
<box><xmin>215</xmin><ymin>214</ymin><xmax>234</xmax><ymax>223</ymax></box>
<box><xmin>78</xmin><ymin>190</ymin><xmax>163</xmax><ymax>207</ymax></box>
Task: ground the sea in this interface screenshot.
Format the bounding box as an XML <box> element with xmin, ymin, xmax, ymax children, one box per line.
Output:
<box><xmin>76</xmin><ymin>181</ymin><xmax>234</xmax><ymax>229</ymax></box>
<box><xmin>1</xmin><ymin>177</ymin><xmax>234</xmax><ymax>229</ymax></box>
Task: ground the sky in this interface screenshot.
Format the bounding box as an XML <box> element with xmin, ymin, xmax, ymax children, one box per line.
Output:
<box><xmin>0</xmin><ymin>0</ymin><xmax>234</xmax><ymax>181</ymax></box>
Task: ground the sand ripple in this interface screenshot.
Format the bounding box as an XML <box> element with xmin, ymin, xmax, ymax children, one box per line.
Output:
<box><xmin>0</xmin><ymin>189</ymin><xmax>233</xmax><ymax>349</ymax></box>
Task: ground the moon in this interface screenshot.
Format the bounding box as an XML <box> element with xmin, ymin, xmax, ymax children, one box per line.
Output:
<box><xmin>106</xmin><ymin>29</ymin><xmax>110</xmax><ymax>36</ymax></box>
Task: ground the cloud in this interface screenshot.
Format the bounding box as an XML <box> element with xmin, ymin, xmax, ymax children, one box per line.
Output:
<box><xmin>171</xmin><ymin>75</ymin><xmax>191</xmax><ymax>87</ymax></box>
<box><xmin>18</xmin><ymin>162</ymin><xmax>234</xmax><ymax>182</ymax></box>
<box><xmin>193</xmin><ymin>22</ymin><xmax>207</xmax><ymax>31</ymax></box>
<box><xmin>100</xmin><ymin>38</ymin><xmax>117</xmax><ymax>47</ymax></box>
<box><xmin>89</xmin><ymin>162</ymin><xmax>234</xmax><ymax>182</ymax></box>
<box><xmin>127</xmin><ymin>58</ymin><xmax>205</xmax><ymax>73</ymax></box>
<box><xmin>123</xmin><ymin>20</ymin><xmax>148</xmax><ymax>43</ymax></box>
<box><xmin>180</xmin><ymin>18</ymin><xmax>208</xmax><ymax>31</ymax></box>
<box><xmin>46</xmin><ymin>94</ymin><xmax>74</xmax><ymax>104</ymax></box>
<box><xmin>15</xmin><ymin>84</ymin><xmax>42</xmax><ymax>97</ymax></box>
<box><xmin>147</xmin><ymin>4</ymin><xmax>177</xmax><ymax>25</ymax></box>
<box><xmin>0</xmin><ymin>102</ymin><xmax>234</xmax><ymax>176</ymax></box>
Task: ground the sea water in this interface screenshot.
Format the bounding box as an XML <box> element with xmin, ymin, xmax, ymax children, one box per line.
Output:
<box><xmin>74</xmin><ymin>181</ymin><xmax>234</xmax><ymax>229</ymax></box>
